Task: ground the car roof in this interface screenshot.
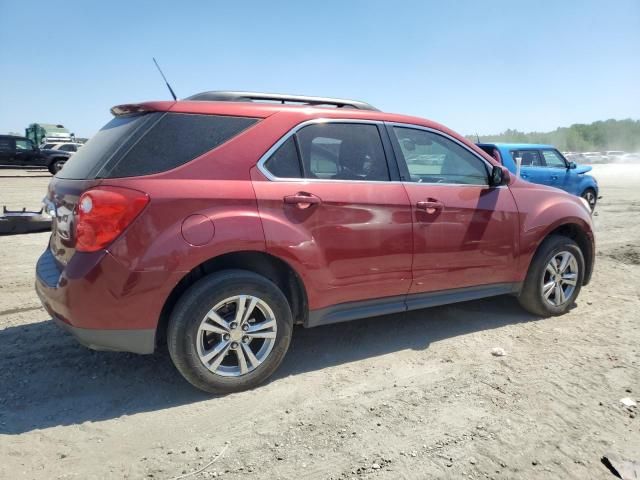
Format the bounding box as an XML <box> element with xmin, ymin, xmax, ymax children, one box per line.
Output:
<box><xmin>477</xmin><ymin>143</ymin><xmax>556</xmax><ymax>150</ymax></box>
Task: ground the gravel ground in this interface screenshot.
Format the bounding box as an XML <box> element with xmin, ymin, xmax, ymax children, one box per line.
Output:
<box><xmin>0</xmin><ymin>165</ymin><xmax>638</xmax><ymax>480</ymax></box>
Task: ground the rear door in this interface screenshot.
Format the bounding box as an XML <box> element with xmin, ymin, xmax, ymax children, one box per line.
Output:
<box><xmin>252</xmin><ymin>120</ymin><xmax>414</xmax><ymax>311</ymax></box>
<box><xmin>388</xmin><ymin>124</ymin><xmax>519</xmax><ymax>294</ymax></box>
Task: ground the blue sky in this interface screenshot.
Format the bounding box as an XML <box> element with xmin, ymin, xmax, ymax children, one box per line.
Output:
<box><xmin>1</xmin><ymin>0</ymin><xmax>638</xmax><ymax>138</ymax></box>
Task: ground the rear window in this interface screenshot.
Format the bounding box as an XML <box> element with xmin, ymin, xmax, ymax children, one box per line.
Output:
<box><xmin>58</xmin><ymin>113</ymin><xmax>258</xmax><ymax>179</ymax></box>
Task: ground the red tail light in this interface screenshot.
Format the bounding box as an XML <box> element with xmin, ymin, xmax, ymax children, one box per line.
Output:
<box><xmin>75</xmin><ymin>186</ymin><xmax>149</xmax><ymax>252</ymax></box>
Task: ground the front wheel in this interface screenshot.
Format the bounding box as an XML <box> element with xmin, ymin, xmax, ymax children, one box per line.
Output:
<box><xmin>518</xmin><ymin>235</ymin><xmax>585</xmax><ymax>317</ymax></box>
<box><xmin>581</xmin><ymin>188</ymin><xmax>597</xmax><ymax>212</ymax></box>
<box><xmin>48</xmin><ymin>159</ymin><xmax>66</xmax><ymax>175</ymax></box>
<box><xmin>167</xmin><ymin>270</ymin><xmax>293</xmax><ymax>394</ymax></box>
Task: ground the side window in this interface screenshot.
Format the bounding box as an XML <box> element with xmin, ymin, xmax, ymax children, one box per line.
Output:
<box><xmin>512</xmin><ymin>150</ymin><xmax>543</xmax><ymax>167</ymax></box>
<box><xmin>264</xmin><ymin>137</ymin><xmax>302</xmax><ymax>178</ymax></box>
<box><xmin>393</xmin><ymin>127</ymin><xmax>488</xmax><ymax>185</ymax></box>
<box><xmin>59</xmin><ymin>144</ymin><xmax>76</xmax><ymax>152</ymax></box>
<box><xmin>15</xmin><ymin>139</ymin><xmax>33</xmax><ymax>151</ymax></box>
<box><xmin>0</xmin><ymin>137</ymin><xmax>15</xmax><ymax>152</ymax></box>
<box><xmin>296</xmin><ymin>123</ymin><xmax>389</xmax><ymax>181</ymax></box>
<box><xmin>542</xmin><ymin>150</ymin><xmax>566</xmax><ymax>168</ymax></box>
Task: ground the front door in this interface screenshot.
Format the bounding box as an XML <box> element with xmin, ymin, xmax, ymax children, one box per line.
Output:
<box><xmin>13</xmin><ymin>138</ymin><xmax>38</xmax><ymax>167</ymax></box>
<box><xmin>540</xmin><ymin>148</ymin><xmax>574</xmax><ymax>193</ymax></box>
<box><xmin>387</xmin><ymin>124</ymin><xmax>520</xmax><ymax>295</ymax></box>
<box><xmin>252</xmin><ymin>121</ymin><xmax>414</xmax><ymax>312</ymax></box>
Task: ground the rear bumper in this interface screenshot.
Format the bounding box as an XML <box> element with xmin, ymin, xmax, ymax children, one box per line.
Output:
<box><xmin>52</xmin><ymin>316</ymin><xmax>155</xmax><ymax>354</ymax></box>
<box><xmin>35</xmin><ymin>246</ymin><xmax>182</xmax><ymax>354</ymax></box>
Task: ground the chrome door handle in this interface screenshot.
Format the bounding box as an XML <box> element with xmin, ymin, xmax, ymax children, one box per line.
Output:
<box><xmin>283</xmin><ymin>192</ymin><xmax>321</xmax><ymax>209</ymax></box>
<box><xmin>416</xmin><ymin>200</ymin><xmax>444</xmax><ymax>214</ymax></box>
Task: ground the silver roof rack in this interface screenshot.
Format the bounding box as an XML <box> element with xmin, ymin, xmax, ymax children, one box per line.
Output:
<box><xmin>185</xmin><ymin>91</ymin><xmax>379</xmax><ymax>111</ymax></box>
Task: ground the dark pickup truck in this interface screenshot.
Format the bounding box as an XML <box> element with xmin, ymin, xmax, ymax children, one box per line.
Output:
<box><xmin>0</xmin><ymin>135</ymin><xmax>71</xmax><ymax>174</ymax></box>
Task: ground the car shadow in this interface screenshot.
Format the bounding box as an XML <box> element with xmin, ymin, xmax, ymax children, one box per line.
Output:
<box><xmin>0</xmin><ymin>295</ymin><xmax>537</xmax><ymax>434</ymax></box>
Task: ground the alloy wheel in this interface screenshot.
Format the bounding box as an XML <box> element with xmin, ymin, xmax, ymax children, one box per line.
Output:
<box><xmin>196</xmin><ymin>295</ymin><xmax>277</xmax><ymax>377</ymax></box>
<box><xmin>541</xmin><ymin>251</ymin><xmax>579</xmax><ymax>307</ymax></box>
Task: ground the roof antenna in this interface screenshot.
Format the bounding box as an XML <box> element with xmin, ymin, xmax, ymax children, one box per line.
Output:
<box><xmin>476</xmin><ymin>132</ymin><xmax>480</xmax><ymax>143</ymax></box>
<box><xmin>152</xmin><ymin>57</ymin><xmax>177</xmax><ymax>101</ymax></box>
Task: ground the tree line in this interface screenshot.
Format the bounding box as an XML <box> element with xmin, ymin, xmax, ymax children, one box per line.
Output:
<box><xmin>472</xmin><ymin>119</ymin><xmax>640</xmax><ymax>152</ymax></box>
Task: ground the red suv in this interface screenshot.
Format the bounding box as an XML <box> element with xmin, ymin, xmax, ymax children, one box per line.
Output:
<box><xmin>36</xmin><ymin>91</ymin><xmax>595</xmax><ymax>393</ymax></box>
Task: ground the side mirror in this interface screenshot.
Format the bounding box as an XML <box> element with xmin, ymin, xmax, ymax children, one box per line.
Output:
<box><xmin>568</xmin><ymin>161</ymin><xmax>577</xmax><ymax>169</ymax></box>
<box><xmin>490</xmin><ymin>165</ymin><xmax>510</xmax><ymax>186</ymax></box>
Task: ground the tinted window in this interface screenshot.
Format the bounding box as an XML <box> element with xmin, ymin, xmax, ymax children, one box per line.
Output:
<box><xmin>264</xmin><ymin>137</ymin><xmax>302</xmax><ymax>178</ymax></box>
<box><xmin>0</xmin><ymin>137</ymin><xmax>14</xmax><ymax>152</ymax></box>
<box><xmin>393</xmin><ymin>127</ymin><xmax>488</xmax><ymax>185</ymax></box>
<box><xmin>58</xmin><ymin>113</ymin><xmax>160</xmax><ymax>179</ymax></box>
<box><xmin>512</xmin><ymin>150</ymin><xmax>543</xmax><ymax>167</ymax></box>
<box><xmin>106</xmin><ymin>113</ymin><xmax>258</xmax><ymax>178</ymax></box>
<box><xmin>541</xmin><ymin>150</ymin><xmax>566</xmax><ymax>168</ymax></box>
<box><xmin>42</xmin><ymin>143</ymin><xmax>57</xmax><ymax>149</ymax></box>
<box><xmin>58</xmin><ymin>113</ymin><xmax>257</xmax><ymax>179</ymax></box>
<box><xmin>58</xmin><ymin>144</ymin><xmax>76</xmax><ymax>152</ymax></box>
<box><xmin>296</xmin><ymin>123</ymin><xmax>389</xmax><ymax>181</ymax></box>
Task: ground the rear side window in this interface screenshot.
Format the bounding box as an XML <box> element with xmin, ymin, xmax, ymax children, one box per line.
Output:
<box><xmin>0</xmin><ymin>137</ymin><xmax>13</xmax><ymax>152</ymax></box>
<box><xmin>58</xmin><ymin>113</ymin><xmax>258</xmax><ymax>179</ymax></box>
<box><xmin>106</xmin><ymin>113</ymin><xmax>258</xmax><ymax>178</ymax></box>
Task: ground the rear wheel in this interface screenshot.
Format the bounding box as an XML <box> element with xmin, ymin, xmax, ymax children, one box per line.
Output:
<box><xmin>167</xmin><ymin>270</ymin><xmax>293</xmax><ymax>394</ymax></box>
<box><xmin>581</xmin><ymin>188</ymin><xmax>597</xmax><ymax>211</ymax></box>
<box><xmin>518</xmin><ymin>235</ymin><xmax>585</xmax><ymax>317</ymax></box>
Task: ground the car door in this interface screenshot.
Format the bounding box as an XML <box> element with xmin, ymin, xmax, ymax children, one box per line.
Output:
<box><xmin>252</xmin><ymin>120</ymin><xmax>414</xmax><ymax>312</ymax></box>
<box><xmin>13</xmin><ymin>138</ymin><xmax>40</xmax><ymax>167</ymax></box>
<box><xmin>540</xmin><ymin>149</ymin><xmax>574</xmax><ymax>193</ymax></box>
<box><xmin>0</xmin><ymin>136</ymin><xmax>17</xmax><ymax>166</ymax></box>
<box><xmin>387</xmin><ymin>124</ymin><xmax>520</xmax><ymax>296</ymax></box>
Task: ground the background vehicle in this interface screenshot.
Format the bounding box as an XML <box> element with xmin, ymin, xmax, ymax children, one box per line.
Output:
<box><xmin>36</xmin><ymin>92</ymin><xmax>595</xmax><ymax>394</ymax></box>
<box><xmin>40</xmin><ymin>142</ymin><xmax>84</xmax><ymax>152</ymax></box>
<box><xmin>25</xmin><ymin>123</ymin><xmax>73</xmax><ymax>145</ymax></box>
<box><xmin>0</xmin><ymin>134</ymin><xmax>72</xmax><ymax>174</ymax></box>
<box><xmin>477</xmin><ymin>143</ymin><xmax>600</xmax><ymax>210</ymax></box>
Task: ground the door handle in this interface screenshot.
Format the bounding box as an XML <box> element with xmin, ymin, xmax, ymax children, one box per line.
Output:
<box><xmin>520</xmin><ymin>173</ymin><xmax>528</xmax><ymax>178</ymax></box>
<box><xmin>283</xmin><ymin>192</ymin><xmax>321</xmax><ymax>209</ymax></box>
<box><xmin>416</xmin><ymin>200</ymin><xmax>444</xmax><ymax>214</ymax></box>
<box><xmin>550</xmin><ymin>175</ymin><xmax>558</xmax><ymax>180</ymax></box>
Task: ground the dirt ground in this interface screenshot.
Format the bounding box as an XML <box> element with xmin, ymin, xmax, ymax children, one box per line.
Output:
<box><xmin>0</xmin><ymin>165</ymin><xmax>638</xmax><ymax>480</ymax></box>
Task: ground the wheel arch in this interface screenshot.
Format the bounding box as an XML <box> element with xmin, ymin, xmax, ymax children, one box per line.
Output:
<box><xmin>156</xmin><ymin>250</ymin><xmax>308</xmax><ymax>347</ymax></box>
<box><xmin>532</xmin><ymin>223</ymin><xmax>594</xmax><ymax>287</ymax></box>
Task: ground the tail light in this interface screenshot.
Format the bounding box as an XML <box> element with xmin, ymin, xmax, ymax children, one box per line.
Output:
<box><xmin>75</xmin><ymin>186</ymin><xmax>149</xmax><ymax>252</ymax></box>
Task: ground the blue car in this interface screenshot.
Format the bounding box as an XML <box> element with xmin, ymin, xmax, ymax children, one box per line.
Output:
<box><xmin>477</xmin><ymin>143</ymin><xmax>599</xmax><ymax>211</ymax></box>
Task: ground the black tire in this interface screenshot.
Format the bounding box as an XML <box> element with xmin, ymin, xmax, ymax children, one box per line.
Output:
<box><xmin>518</xmin><ymin>235</ymin><xmax>585</xmax><ymax>317</ymax></box>
<box><xmin>48</xmin><ymin>158</ymin><xmax>65</xmax><ymax>175</ymax></box>
<box><xmin>167</xmin><ymin>270</ymin><xmax>293</xmax><ymax>394</ymax></box>
<box><xmin>581</xmin><ymin>188</ymin><xmax>597</xmax><ymax>212</ymax></box>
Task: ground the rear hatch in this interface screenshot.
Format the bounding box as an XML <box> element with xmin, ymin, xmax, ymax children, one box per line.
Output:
<box><xmin>47</xmin><ymin>112</ymin><xmax>161</xmax><ymax>265</ymax></box>
<box><xmin>47</xmin><ymin>107</ymin><xmax>259</xmax><ymax>265</ymax></box>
